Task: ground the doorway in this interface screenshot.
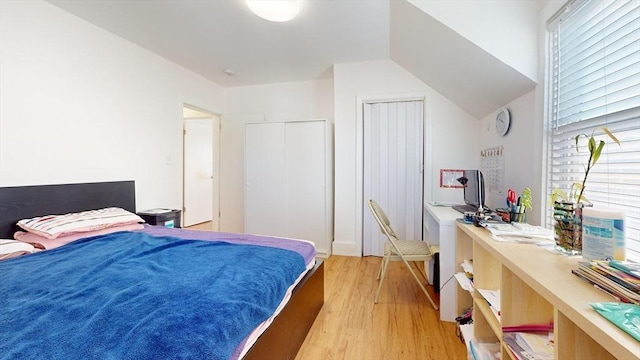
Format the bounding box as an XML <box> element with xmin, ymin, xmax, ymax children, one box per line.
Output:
<box><xmin>182</xmin><ymin>105</ymin><xmax>220</xmax><ymax>229</ymax></box>
<box><xmin>361</xmin><ymin>99</ymin><xmax>425</xmax><ymax>256</ymax></box>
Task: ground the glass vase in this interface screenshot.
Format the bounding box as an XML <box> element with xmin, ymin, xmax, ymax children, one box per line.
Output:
<box><xmin>553</xmin><ymin>201</ymin><xmax>588</xmax><ymax>255</ymax></box>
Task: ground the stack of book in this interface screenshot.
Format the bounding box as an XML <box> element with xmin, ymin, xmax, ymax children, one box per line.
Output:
<box><xmin>571</xmin><ymin>260</ymin><xmax>640</xmax><ymax>304</ymax></box>
<box><xmin>503</xmin><ymin>329</ymin><xmax>554</xmax><ymax>360</ymax></box>
<box><xmin>469</xmin><ymin>339</ymin><xmax>500</xmax><ymax>360</ymax></box>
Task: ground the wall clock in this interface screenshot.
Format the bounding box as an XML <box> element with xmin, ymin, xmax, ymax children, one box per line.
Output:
<box><xmin>495</xmin><ymin>108</ymin><xmax>511</xmax><ymax>136</ymax></box>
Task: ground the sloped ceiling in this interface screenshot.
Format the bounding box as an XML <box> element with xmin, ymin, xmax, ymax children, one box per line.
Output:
<box><xmin>390</xmin><ymin>0</ymin><xmax>537</xmax><ymax>118</ymax></box>
<box><xmin>46</xmin><ymin>0</ymin><xmax>537</xmax><ymax>119</ymax></box>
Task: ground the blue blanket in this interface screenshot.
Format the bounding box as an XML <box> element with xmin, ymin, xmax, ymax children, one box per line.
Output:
<box><xmin>0</xmin><ymin>232</ymin><xmax>307</xmax><ymax>360</ymax></box>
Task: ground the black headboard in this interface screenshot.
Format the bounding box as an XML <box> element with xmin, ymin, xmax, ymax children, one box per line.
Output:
<box><xmin>0</xmin><ymin>181</ymin><xmax>136</xmax><ymax>239</ymax></box>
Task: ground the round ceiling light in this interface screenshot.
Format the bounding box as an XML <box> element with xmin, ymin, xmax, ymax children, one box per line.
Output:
<box><xmin>246</xmin><ymin>0</ymin><xmax>301</xmax><ymax>22</ymax></box>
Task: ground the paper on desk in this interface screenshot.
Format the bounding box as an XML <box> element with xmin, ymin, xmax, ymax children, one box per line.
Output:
<box><xmin>504</xmin><ymin>332</ymin><xmax>554</xmax><ymax>360</ymax></box>
<box><xmin>515</xmin><ymin>332</ymin><xmax>554</xmax><ymax>360</ymax></box>
<box><xmin>461</xmin><ymin>259</ymin><xmax>474</xmax><ymax>274</ymax></box>
<box><xmin>477</xmin><ymin>288</ymin><xmax>501</xmax><ymax>321</ymax></box>
<box><xmin>429</xmin><ymin>201</ymin><xmax>462</xmax><ymax>207</ymax></box>
<box><xmin>455</xmin><ymin>272</ymin><xmax>474</xmax><ymax>292</ymax></box>
<box><xmin>482</xmin><ymin>223</ymin><xmax>553</xmax><ymax>243</ymax></box>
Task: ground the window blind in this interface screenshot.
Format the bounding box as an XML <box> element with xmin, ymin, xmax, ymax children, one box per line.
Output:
<box><xmin>546</xmin><ymin>0</ymin><xmax>640</xmax><ymax>261</ymax></box>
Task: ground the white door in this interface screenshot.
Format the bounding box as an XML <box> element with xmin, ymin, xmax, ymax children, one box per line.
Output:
<box><xmin>285</xmin><ymin>121</ymin><xmax>326</xmax><ymax>252</ymax></box>
<box><xmin>244</xmin><ymin>122</ymin><xmax>286</xmax><ymax>236</ymax></box>
<box><xmin>363</xmin><ymin>101</ymin><xmax>424</xmax><ymax>256</ymax></box>
<box><xmin>183</xmin><ymin>118</ymin><xmax>215</xmax><ymax>227</ymax></box>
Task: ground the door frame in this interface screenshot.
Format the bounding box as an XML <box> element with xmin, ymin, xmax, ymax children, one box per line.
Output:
<box><xmin>182</xmin><ymin>104</ymin><xmax>221</xmax><ymax>230</ymax></box>
<box><xmin>355</xmin><ymin>92</ymin><xmax>433</xmax><ymax>257</ymax></box>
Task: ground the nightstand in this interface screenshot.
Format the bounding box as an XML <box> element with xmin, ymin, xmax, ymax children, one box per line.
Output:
<box><xmin>137</xmin><ymin>209</ymin><xmax>181</xmax><ymax>228</ymax></box>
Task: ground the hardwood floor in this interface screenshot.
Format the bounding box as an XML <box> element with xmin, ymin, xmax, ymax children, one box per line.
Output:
<box><xmin>296</xmin><ymin>255</ymin><xmax>467</xmax><ymax>360</ymax></box>
<box><xmin>183</xmin><ymin>223</ymin><xmax>467</xmax><ymax>359</ymax></box>
<box><xmin>185</xmin><ymin>221</ymin><xmax>214</xmax><ymax>231</ymax></box>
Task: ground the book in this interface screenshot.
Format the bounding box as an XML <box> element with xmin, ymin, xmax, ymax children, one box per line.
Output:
<box><xmin>572</xmin><ymin>263</ymin><xmax>640</xmax><ymax>304</ymax></box>
<box><xmin>575</xmin><ymin>265</ymin><xmax>639</xmax><ymax>303</ymax></box>
<box><xmin>608</xmin><ymin>260</ymin><xmax>640</xmax><ymax>280</ymax></box>
<box><xmin>590</xmin><ymin>261</ymin><xmax>640</xmax><ymax>292</ymax></box>
<box><xmin>516</xmin><ymin>332</ymin><xmax>554</xmax><ymax>359</ymax></box>
<box><xmin>503</xmin><ymin>332</ymin><xmax>554</xmax><ymax>360</ymax></box>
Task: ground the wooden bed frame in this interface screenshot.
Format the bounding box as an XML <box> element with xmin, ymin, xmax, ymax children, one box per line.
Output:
<box><xmin>0</xmin><ymin>180</ymin><xmax>324</xmax><ymax>359</ymax></box>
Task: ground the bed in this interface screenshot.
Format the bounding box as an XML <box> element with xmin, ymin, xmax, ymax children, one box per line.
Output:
<box><xmin>0</xmin><ymin>181</ymin><xmax>324</xmax><ymax>359</ymax></box>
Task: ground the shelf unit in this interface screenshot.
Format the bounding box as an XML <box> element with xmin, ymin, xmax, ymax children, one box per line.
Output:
<box><xmin>454</xmin><ymin>220</ymin><xmax>474</xmax><ymax>324</ymax></box>
<box><xmin>455</xmin><ymin>222</ymin><xmax>639</xmax><ymax>360</ymax></box>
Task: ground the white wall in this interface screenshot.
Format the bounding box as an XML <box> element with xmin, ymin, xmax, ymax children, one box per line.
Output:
<box><xmin>478</xmin><ymin>91</ymin><xmax>541</xmax><ymax>224</ymax></box>
<box><xmin>0</xmin><ymin>0</ymin><xmax>555</xmax><ymax>244</ymax></box>
<box><xmin>221</xmin><ymin>79</ymin><xmax>334</xmax><ymax>233</ymax></box>
<box><xmin>474</xmin><ymin>0</ymin><xmax>565</xmax><ymax>227</ymax></box>
<box><xmin>409</xmin><ymin>0</ymin><xmax>539</xmax><ymax>82</ymax></box>
<box><xmin>0</xmin><ymin>0</ymin><xmax>226</xmax><ymax>211</ymax></box>
<box><xmin>332</xmin><ymin>59</ymin><xmax>479</xmax><ymax>256</ymax></box>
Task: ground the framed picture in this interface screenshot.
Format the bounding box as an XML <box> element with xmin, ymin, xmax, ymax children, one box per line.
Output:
<box><xmin>440</xmin><ymin>169</ymin><xmax>465</xmax><ymax>188</ymax></box>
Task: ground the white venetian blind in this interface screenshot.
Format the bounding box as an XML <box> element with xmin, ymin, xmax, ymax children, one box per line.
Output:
<box><xmin>546</xmin><ymin>0</ymin><xmax>640</xmax><ymax>261</ymax></box>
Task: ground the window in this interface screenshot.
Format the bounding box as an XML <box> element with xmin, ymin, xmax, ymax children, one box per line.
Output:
<box><xmin>546</xmin><ymin>0</ymin><xmax>640</xmax><ymax>261</ymax></box>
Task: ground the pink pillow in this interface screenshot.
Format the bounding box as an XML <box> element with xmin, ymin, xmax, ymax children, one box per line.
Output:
<box><xmin>14</xmin><ymin>223</ymin><xmax>144</xmax><ymax>250</ymax></box>
<box><xmin>17</xmin><ymin>207</ymin><xmax>144</xmax><ymax>239</ymax></box>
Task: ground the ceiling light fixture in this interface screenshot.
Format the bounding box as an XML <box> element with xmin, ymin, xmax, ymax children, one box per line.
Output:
<box><xmin>246</xmin><ymin>0</ymin><xmax>301</xmax><ymax>22</ymax></box>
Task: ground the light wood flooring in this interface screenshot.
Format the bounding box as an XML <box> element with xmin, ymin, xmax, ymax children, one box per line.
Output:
<box><xmin>296</xmin><ymin>255</ymin><xmax>467</xmax><ymax>360</ymax></box>
<box><xmin>185</xmin><ymin>222</ymin><xmax>467</xmax><ymax>359</ymax></box>
<box><xmin>185</xmin><ymin>221</ymin><xmax>215</xmax><ymax>231</ymax></box>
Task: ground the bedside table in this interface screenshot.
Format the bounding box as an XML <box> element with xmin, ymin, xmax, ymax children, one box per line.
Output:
<box><xmin>137</xmin><ymin>209</ymin><xmax>181</xmax><ymax>228</ymax></box>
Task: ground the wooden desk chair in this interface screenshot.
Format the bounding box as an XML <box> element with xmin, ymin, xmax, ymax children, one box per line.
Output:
<box><xmin>368</xmin><ymin>199</ymin><xmax>439</xmax><ymax>310</ymax></box>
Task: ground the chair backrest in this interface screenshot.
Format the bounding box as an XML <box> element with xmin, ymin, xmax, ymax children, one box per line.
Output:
<box><xmin>369</xmin><ymin>199</ymin><xmax>410</xmax><ymax>258</ymax></box>
<box><xmin>368</xmin><ymin>199</ymin><xmax>399</xmax><ymax>240</ymax></box>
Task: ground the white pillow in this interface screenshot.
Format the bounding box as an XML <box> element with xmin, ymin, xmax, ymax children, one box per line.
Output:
<box><xmin>0</xmin><ymin>239</ymin><xmax>38</xmax><ymax>260</ymax></box>
<box><xmin>17</xmin><ymin>207</ymin><xmax>144</xmax><ymax>240</ymax></box>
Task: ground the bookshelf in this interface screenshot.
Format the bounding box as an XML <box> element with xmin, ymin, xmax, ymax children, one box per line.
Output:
<box><xmin>454</xmin><ymin>220</ymin><xmax>474</xmax><ymax>322</ymax></box>
<box><xmin>455</xmin><ymin>222</ymin><xmax>639</xmax><ymax>360</ymax></box>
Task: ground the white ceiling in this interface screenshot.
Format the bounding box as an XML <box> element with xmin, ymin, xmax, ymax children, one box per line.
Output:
<box><xmin>47</xmin><ymin>0</ymin><xmax>389</xmax><ymax>87</ymax></box>
<box><xmin>46</xmin><ymin>0</ymin><xmax>537</xmax><ymax>118</ymax></box>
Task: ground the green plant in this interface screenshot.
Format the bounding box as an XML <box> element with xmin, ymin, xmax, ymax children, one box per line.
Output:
<box><xmin>551</xmin><ymin>127</ymin><xmax>620</xmax><ymax>205</ymax></box>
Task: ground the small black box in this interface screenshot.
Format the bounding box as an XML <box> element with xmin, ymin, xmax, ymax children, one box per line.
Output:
<box><xmin>137</xmin><ymin>208</ymin><xmax>181</xmax><ymax>228</ymax></box>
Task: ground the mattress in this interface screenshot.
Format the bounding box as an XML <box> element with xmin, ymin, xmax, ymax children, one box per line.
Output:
<box><xmin>138</xmin><ymin>226</ymin><xmax>318</xmax><ymax>358</ymax></box>
<box><xmin>0</xmin><ymin>227</ymin><xmax>317</xmax><ymax>360</ymax></box>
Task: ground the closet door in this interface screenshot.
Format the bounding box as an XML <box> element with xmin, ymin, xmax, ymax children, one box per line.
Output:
<box><xmin>285</xmin><ymin>121</ymin><xmax>326</xmax><ymax>253</ymax></box>
<box><xmin>244</xmin><ymin>123</ymin><xmax>286</xmax><ymax>236</ymax></box>
<box><xmin>363</xmin><ymin>101</ymin><xmax>424</xmax><ymax>257</ymax></box>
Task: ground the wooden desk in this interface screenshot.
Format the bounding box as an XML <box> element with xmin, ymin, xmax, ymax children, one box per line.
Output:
<box><xmin>455</xmin><ymin>222</ymin><xmax>639</xmax><ymax>359</ymax></box>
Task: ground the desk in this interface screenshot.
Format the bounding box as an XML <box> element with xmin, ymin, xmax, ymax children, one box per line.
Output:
<box><xmin>456</xmin><ymin>222</ymin><xmax>639</xmax><ymax>359</ymax></box>
<box><xmin>424</xmin><ymin>203</ymin><xmax>463</xmax><ymax>322</ymax></box>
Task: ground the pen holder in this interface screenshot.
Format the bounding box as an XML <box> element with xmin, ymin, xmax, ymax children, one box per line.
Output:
<box><xmin>496</xmin><ymin>208</ymin><xmax>511</xmax><ymax>223</ymax></box>
<box><xmin>510</xmin><ymin>209</ymin><xmax>526</xmax><ymax>223</ymax></box>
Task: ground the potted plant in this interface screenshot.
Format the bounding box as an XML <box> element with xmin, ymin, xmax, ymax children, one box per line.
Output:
<box><xmin>551</xmin><ymin>127</ymin><xmax>620</xmax><ymax>254</ymax></box>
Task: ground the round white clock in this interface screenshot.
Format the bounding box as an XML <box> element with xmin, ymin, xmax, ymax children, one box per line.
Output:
<box><xmin>495</xmin><ymin>108</ymin><xmax>511</xmax><ymax>136</ymax></box>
